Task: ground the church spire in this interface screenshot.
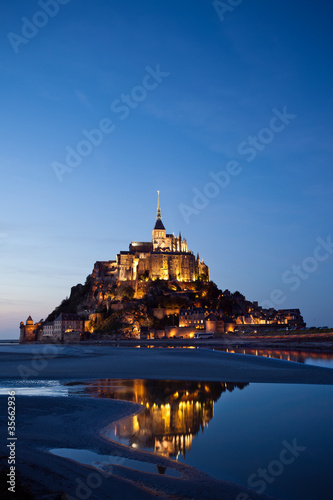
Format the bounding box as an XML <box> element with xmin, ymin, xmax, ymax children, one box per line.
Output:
<box><xmin>156</xmin><ymin>190</ymin><xmax>161</xmax><ymax>220</ymax></box>
<box><xmin>153</xmin><ymin>191</ymin><xmax>165</xmax><ymax>230</ymax></box>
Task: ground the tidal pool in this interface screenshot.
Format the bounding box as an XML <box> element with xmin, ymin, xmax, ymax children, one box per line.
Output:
<box><xmin>49</xmin><ymin>448</ymin><xmax>181</xmax><ymax>477</ymax></box>
<box><xmin>73</xmin><ymin>378</ymin><xmax>333</xmax><ymax>500</ymax></box>
<box><xmin>1</xmin><ymin>375</ymin><xmax>332</xmax><ymax>499</ymax></box>
<box><xmin>213</xmin><ymin>347</ymin><xmax>333</xmax><ymax>369</ymax></box>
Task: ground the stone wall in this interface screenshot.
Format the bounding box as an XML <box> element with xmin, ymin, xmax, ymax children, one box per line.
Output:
<box><xmin>164</xmin><ymin>326</ymin><xmax>196</xmax><ymax>339</ymax></box>
<box><xmin>152</xmin><ymin>308</ymin><xmax>180</xmax><ymax>319</ymax></box>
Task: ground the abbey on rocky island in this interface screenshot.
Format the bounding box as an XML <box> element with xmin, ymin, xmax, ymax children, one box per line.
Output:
<box><xmin>20</xmin><ymin>193</ymin><xmax>306</xmax><ymax>343</ymax></box>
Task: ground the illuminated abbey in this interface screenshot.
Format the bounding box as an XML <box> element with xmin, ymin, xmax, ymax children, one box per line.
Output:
<box><xmin>93</xmin><ymin>192</ymin><xmax>209</xmax><ymax>284</ymax></box>
<box><xmin>19</xmin><ymin>193</ymin><xmax>306</xmax><ymax>343</ymax></box>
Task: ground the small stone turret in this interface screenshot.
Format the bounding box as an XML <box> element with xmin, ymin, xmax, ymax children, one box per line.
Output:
<box><xmin>19</xmin><ymin>316</ymin><xmax>41</xmax><ymax>343</ymax></box>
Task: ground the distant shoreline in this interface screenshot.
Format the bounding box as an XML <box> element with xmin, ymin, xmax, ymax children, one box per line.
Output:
<box><xmin>8</xmin><ymin>331</ymin><xmax>333</xmax><ymax>354</ymax></box>
<box><xmin>86</xmin><ymin>332</ymin><xmax>333</xmax><ymax>353</ymax></box>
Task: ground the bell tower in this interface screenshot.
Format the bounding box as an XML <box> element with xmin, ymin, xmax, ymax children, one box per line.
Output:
<box><xmin>152</xmin><ymin>191</ymin><xmax>166</xmax><ymax>250</ymax></box>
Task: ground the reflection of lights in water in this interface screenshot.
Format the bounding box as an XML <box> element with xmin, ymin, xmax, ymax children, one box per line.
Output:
<box><xmin>82</xmin><ymin>379</ymin><xmax>248</xmax><ymax>459</ymax></box>
<box><xmin>133</xmin><ymin>416</ymin><xmax>139</xmax><ymax>432</ymax></box>
<box><xmin>216</xmin><ymin>347</ymin><xmax>333</xmax><ymax>367</ymax></box>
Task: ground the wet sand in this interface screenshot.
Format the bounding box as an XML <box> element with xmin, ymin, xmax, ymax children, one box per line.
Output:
<box><xmin>1</xmin><ymin>344</ymin><xmax>333</xmax><ymax>383</ymax></box>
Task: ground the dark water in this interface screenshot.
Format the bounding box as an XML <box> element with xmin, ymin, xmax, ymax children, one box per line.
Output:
<box><xmin>50</xmin><ymin>448</ymin><xmax>181</xmax><ymax>477</ymax></box>
<box><xmin>70</xmin><ymin>378</ymin><xmax>333</xmax><ymax>500</ymax></box>
<box><xmin>0</xmin><ymin>377</ymin><xmax>332</xmax><ymax>499</ymax></box>
<box><xmin>0</xmin><ymin>379</ymin><xmax>69</xmax><ymax>396</ymax></box>
<box><xmin>135</xmin><ymin>345</ymin><xmax>333</xmax><ymax>369</ymax></box>
<box><xmin>214</xmin><ymin>347</ymin><xmax>333</xmax><ymax>369</ymax></box>
<box><xmin>1</xmin><ymin>370</ymin><xmax>332</xmax><ymax>499</ymax></box>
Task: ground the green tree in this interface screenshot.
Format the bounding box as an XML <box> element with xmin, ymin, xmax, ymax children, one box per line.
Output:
<box><xmin>122</xmin><ymin>285</ymin><xmax>135</xmax><ymax>301</ymax></box>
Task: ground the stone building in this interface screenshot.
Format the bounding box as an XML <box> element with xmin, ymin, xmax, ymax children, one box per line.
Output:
<box><xmin>20</xmin><ymin>313</ymin><xmax>83</xmax><ymax>343</ymax></box>
<box><xmin>92</xmin><ymin>193</ymin><xmax>209</xmax><ymax>289</ymax></box>
<box><xmin>19</xmin><ymin>316</ymin><xmax>42</xmax><ymax>343</ymax></box>
<box><xmin>52</xmin><ymin>313</ymin><xmax>82</xmax><ymax>342</ymax></box>
<box><xmin>178</xmin><ymin>305</ymin><xmax>305</xmax><ymax>335</ymax></box>
<box><xmin>273</xmin><ymin>309</ymin><xmax>305</xmax><ymax>328</ymax></box>
<box><xmin>179</xmin><ymin>308</ymin><xmax>206</xmax><ymax>329</ymax></box>
<box><xmin>41</xmin><ymin>321</ymin><xmax>54</xmax><ymax>339</ymax></box>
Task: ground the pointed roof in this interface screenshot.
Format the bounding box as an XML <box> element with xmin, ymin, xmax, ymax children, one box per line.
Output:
<box><xmin>154</xmin><ymin>191</ymin><xmax>165</xmax><ymax>230</ymax></box>
<box><xmin>26</xmin><ymin>315</ymin><xmax>33</xmax><ymax>324</ymax></box>
<box><xmin>154</xmin><ymin>219</ymin><xmax>165</xmax><ymax>229</ymax></box>
<box><xmin>206</xmin><ymin>313</ymin><xmax>218</xmax><ymax>321</ymax></box>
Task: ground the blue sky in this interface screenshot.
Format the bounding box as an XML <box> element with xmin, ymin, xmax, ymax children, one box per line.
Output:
<box><xmin>0</xmin><ymin>0</ymin><xmax>332</xmax><ymax>338</ymax></box>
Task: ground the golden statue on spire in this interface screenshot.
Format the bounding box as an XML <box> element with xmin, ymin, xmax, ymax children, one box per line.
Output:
<box><xmin>156</xmin><ymin>190</ymin><xmax>161</xmax><ymax>220</ymax></box>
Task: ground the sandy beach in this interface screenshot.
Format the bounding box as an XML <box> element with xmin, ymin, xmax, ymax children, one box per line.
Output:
<box><xmin>1</xmin><ymin>344</ymin><xmax>333</xmax><ymax>383</ymax></box>
<box><xmin>1</xmin><ymin>345</ymin><xmax>333</xmax><ymax>499</ymax></box>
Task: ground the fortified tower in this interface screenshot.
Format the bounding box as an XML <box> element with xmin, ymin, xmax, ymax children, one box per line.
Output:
<box><xmin>19</xmin><ymin>316</ymin><xmax>41</xmax><ymax>342</ymax></box>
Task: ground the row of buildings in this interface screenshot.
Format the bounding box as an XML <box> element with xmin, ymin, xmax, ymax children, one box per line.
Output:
<box><xmin>140</xmin><ymin>307</ymin><xmax>305</xmax><ymax>340</ymax></box>
<box><xmin>19</xmin><ymin>314</ymin><xmax>83</xmax><ymax>343</ymax></box>
<box><xmin>179</xmin><ymin>307</ymin><xmax>305</xmax><ymax>331</ymax></box>
<box><xmin>20</xmin><ymin>306</ymin><xmax>305</xmax><ymax>343</ymax></box>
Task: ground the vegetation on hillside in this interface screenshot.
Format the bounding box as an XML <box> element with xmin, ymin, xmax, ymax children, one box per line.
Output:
<box><xmin>45</xmin><ymin>276</ymin><xmax>92</xmax><ymax>322</ymax></box>
<box><xmin>44</xmin><ymin>275</ymin><xmax>264</xmax><ymax>336</ymax></box>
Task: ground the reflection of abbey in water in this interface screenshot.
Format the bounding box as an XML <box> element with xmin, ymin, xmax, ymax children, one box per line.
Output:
<box><xmin>84</xmin><ymin>379</ymin><xmax>248</xmax><ymax>458</ymax></box>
